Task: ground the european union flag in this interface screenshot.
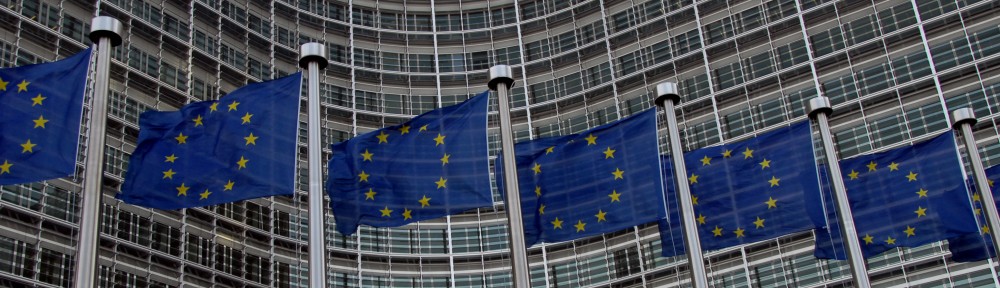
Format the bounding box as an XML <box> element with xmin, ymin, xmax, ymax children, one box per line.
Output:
<box><xmin>118</xmin><ymin>74</ymin><xmax>301</xmax><ymax>209</ymax></box>
<box><xmin>327</xmin><ymin>92</ymin><xmax>492</xmax><ymax>235</ymax></box>
<box><xmin>946</xmin><ymin>164</ymin><xmax>1000</xmax><ymax>262</ymax></box>
<box><xmin>497</xmin><ymin>109</ymin><xmax>665</xmax><ymax>246</ymax></box>
<box><xmin>814</xmin><ymin>132</ymin><xmax>978</xmax><ymax>259</ymax></box>
<box><xmin>0</xmin><ymin>49</ymin><xmax>90</xmax><ymax>185</ymax></box>
<box><xmin>658</xmin><ymin>122</ymin><xmax>826</xmax><ymax>256</ymax></box>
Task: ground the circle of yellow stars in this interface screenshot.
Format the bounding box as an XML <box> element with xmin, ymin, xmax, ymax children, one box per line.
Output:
<box><xmin>168</xmin><ymin>100</ymin><xmax>253</xmax><ymax>201</ymax></box>
<box><xmin>536</xmin><ymin>133</ymin><xmax>623</xmax><ymax>234</ymax></box>
<box><xmin>359</xmin><ymin>122</ymin><xmax>443</xmax><ymax>221</ymax></box>
<box><xmin>850</xmin><ymin>161</ymin><xmax>928</xmax><ymax>246</ymax></box>
<box><xmin>691</xmin><ymin>146</ymin><xmax>783</xmax><ymax>239</ymax></box>
<box><xmin>0</xmin><ymin>78</ymin><xmax>45</xmax><ymax>176</ymax></box>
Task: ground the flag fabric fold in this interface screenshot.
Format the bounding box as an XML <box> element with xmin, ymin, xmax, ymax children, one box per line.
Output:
<box><xmin>497</xmin><ymin>109</ymin><xmax>665</xmax><ymax>246</ymax></box>
<box><xmin>327</xmin><ymin>92</ymin><xmax>492</xmax><ymax>236</ymax></box>
<box><xmin>658</xmin><ymin>121</ymin><xmax>826</xmax><ymax>256</ymax></box>
<box><xmin>813</xmin><ymin>131</ymin><xmax>978</xmax><ymax>259</ymax></box>
<box><xmin>118</xmin><ymin>74</ymin><xmax>301</xmax><ymax>209</ymax></box>
<box><xmin>0</xmin><ymin>49</ymin><xmax>91</xmax><ymax>185</ymax></box>
<box><xmin>946</xmin><ymin>164</ymin><xmax>1000</xmax><ymax>262</ymax></box>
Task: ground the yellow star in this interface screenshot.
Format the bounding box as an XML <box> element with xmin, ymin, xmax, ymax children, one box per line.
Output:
<box><xmin>768</xmin><ymin>176</ymin><xmax>780</xmax><ymax>187</ymax></box>
<box><xmin>701</xmin><ymin>156</ymin><xmax>711</xmax><ymax>166</ymax></box>
<box><xmin>165</xmin><ymin>154</ymin><xmax>178</xmax><ymax>163</ymax></box>
<box><xmin>983</xmin><ymin>225</ymin><xmax>991</xmax><ymax>234</ymax></box>
<box><xmin>906</xmin><ymin>171</ymin><xmax>918</xmax><ymax>182</ymax></box>
<box><xmin>722</xmin><ymin>149</ymin><xmax>732</xmax><ymax>158</ymax></box>
<box><xmin>914</xmin><ymin>206</ymin><xmax>927</xmax><ymax>217</ymax></box>
<box><xmin>199</xmin><ymin>189</ymin><xmax>212</xmax><ymax>200</ymax></box>
<box><xmin>759</xmin><ymin>158</ymin><xmax>771</xmax><ymax>169</ymax></box>
<box><xmin>973</xmin><ymin>193</ymin><xmax>982</xmax><ymax>202</ymax></box>
<box><xmin>440</xmin><ymin>153</ymin><xmax>450</xmax><ymax>165</ymax></box>
<box><xmin>434</xmin><ymin>133</ymin><xmax>446</xmax><ymax>146</ymax></box>
<box><xmin>692</xmin><ymin>196</ymin><xmax>698</xmax><ymax>205</ymax></box>
<box><xmin>241</xmin><ymin>112</ymin><xmax>253</xmax><ymax>124</ymax></box>
<box><xmin>236</xmin><ymin>156</ymin><xmax>249</xmax><ymax>169</ymax></box>
<box><xmin>976</xmin><ymin>208</ymin><xmax>983</xmax><ymax>215</ymax></box>
<box><xmin>358</xmin><ymin>171</ymin><xmax>370</xmax><ymax>182</ymax></box>
<box><xmin>885</xmin><ymin>236</ymin><xmax>896</xmax><ymax>245</ymax></box>
<box><xmin>585</xmin><ymin>134</ymin><xmax>597</xmax><ymax>145</ymax></box>
<box><xmin>688</xmin><ymin>174</ymin><xmax>699</xmax><ymax>184</ymax></box>
<box><xmin>376</xmin><ymin>131</ymin><xmax>389</xmax><ymax>144</ymax></box>
<box><xmin>244</xmin><ymin>133</ymin><xmax>258</xmax><ymax>145</ymax></box>
<box><xmin>863</xmin><ymin>234</ymin><xmax>873</xmax><ymax>244</ymax></box>
<box><xmin>535</xmin><ymin>186</ymin><xmax>542</xmax><ymax>197</ymax></box>
<box><xmin>364</xmin><ymin>188</ymin><xmax>377</xmax><ymax>200</ymax></box>
<box><xmin>604</xmin><ymin>147</ymin><xmax>616</xmax><ymax>159</ymax></box>
<box><xmin>574</xmin><ymin>220</ymin><xmax>587</xmax><ymax>232</ymax></box>
<box><xmin>162</xmin><ymin>169</ymin><xmax>176</xmax><ymax>179</ymax></box>
<box><xmin>419</xmin><ymin>195</ymin><xmax>431</xmax><ymax>207</ymax></box>
<box><xmin>866</xmin><ymin>161</ymin><xmax>877</xmax><ymax>171</ymax></box>
<box><xmin>545</xmin><ymin>146</ymin><xmax>555</xmax><ymax>154</ymax></box>
<box><xmin>848</xmin><ymin>170</ymin><xmax>859</xmax><ymax>180</ymax></box>
<box><xmin>400</xmin><ymin>125</ymin><xmax>411</xmax><ymax>135</ymax></box>
<box><xmin>0</xmin><ymin>160</ymin><xmax>10</xmax><ymax>174</ymax></box>
<box><xmin>0</xmin><ymin>77</ymin><xmax>6</xmax><ymax>90</ymax></box>
<box><xmin>224</xmin><ymin>180</ymin><xmax>234</xmax><ymax>191</ymax></box>
<box><xmin>904</xmin><ymin>226</ymin><xmax>916</xmax><ymax>237</ymax></box>
<box><xmin>16</xmin><ymin>80</ymin><xmax>29</xmax><ymax>92</ymax></box>
<box><xmin>552</xmin><ymin>217</ymin><xmax>564</xmax><ymax>229</ymax></box>
<box><xmin>712</xmin><ymin>226</ymin><xmax>723</xmax><ymax>237</ymax></box>
<box><xmin>532</xmin><ymin>163</ymin><xmax>542</xmax><ymax>174</ymax></box>
<box><xmin>176</xmin><ymin>183</ymin><xmax>189</xmax><ymax>196</ymax></box>
<box><xmin>227</xmin><ymin>101</ymin><xmax>240</xmax><ymax>111</ymax></box>
<box><xmin>402</xmin><ymin>208</ymin><xmax>413</xmax><ymax>220</ymax></box>
<box><xmin>380</xmin><ymin>206</ymin><xmax>393</xmax><ymax>217</ymax></box>
<box><xmin>193</xmin><ymin>115</ymin><xmax>204</xmax><ymax>126</ymax></box>
<box><xmin>612</xmin><ymin>168</ymin><xmax>624</xmax><ymax>180</ymax></box>
<box><xmin>175</xmin><ymin>133</ymin><xmax>188</xmax><ymax>144</ymax></box>
<box><xmin>595</xmin><ymin>210</ymin><xmax>607</xmax><ymax>222</ymax></box>
<box><xmin>419</xmin><ymin>124</ymin><xmax>428</xmax><ymax>132</ymax></box>
<box><xmin>888</xmin><ymin>162</ymin><xmax>899</xmax><ymax>171</ymax></box>
<box><xmin>33</xmin><ymin>115</ymin><xmax>49</xmax><ymax>128</ymax></box>
<box><xmin>991</xmin><ymin>179</ymin><xmax>995</xmax><ymax>187</ymax></box>
<box><xmin>20</xmin><ymin>139</ymin><xmax>36</xmax><ymax>153</ymax></box>
<box><xmin>361</xmin><ymin>149</ymin><xmax>374</xmax><ymax>161</ymax></box>
<box><xmin>539</xmin><ymin>204</ymin><xmax>546</xmax><ymax>214</ymax></box>
<box><xmin>734</xmin><ymin>227</ymin><xmax>746</xmax><ymax>238</ymax></box>
<box><xmin>765</xmin><ymin>197</ymin><xmax>777</xmax><ymax>209</ymax></box>
<box><xmin>435</xmin><ymin>177</ymin><xmax>447</xmax><ymax>189</ymax></box>
<box><xmin>696</xmin><ymin>214</ymin><xmax>706</xmax><ymax>225</ymax></box>
<box><xmin>608</xmin><ymin>190</ymin><xmax>621</xmax><ymax>202</ymax></box>
<box><xmin>754</xmin><ymin>217</ymin><xmax>766</xmax><ymax>228</ymax></box>
<box><xmin>209</xmin><ymin>102</ymin><xmax>219</xmax><ymax>112</ymax></box>
<box><xmin>742</xmin><ymin>147</ymin><xmax>754</xmax><ymax>159</ymax></box>
<box><xmin>916</xmin><ymin>188</ymin><xmax>928</xmax><ymax>198</ymax></box>
<box><xmin>30</xmin><ymin>94</ymin><xmax>45</xmax><ymax>106</ymax></box>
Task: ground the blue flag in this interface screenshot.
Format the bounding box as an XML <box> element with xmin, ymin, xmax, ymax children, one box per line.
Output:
<box><xmin>813</xmin><ymin>131</ymin><xmax>978</xmax><ymax>259</ymax></box>
<box><xmin>328</xmin><ymin>92</ymin><xmax>492</xmax><ymax>235</ymax></box>
<box><xmin>657</xmin><ymin>121</ymin><xmax>826</xmax><ymax>256</ymax></box>
<box><xmin>118</xmin><ymin>74</ymin><xmax>301</xmax><ymax>209</ymax></box>
<box><xmin>0</xmin><ymin>49</ymin><xmax>90</xmax><ymax>185</ymax></box>
<box><xmin>946</xmin><ymin>164</ymin><xmax>1000</xmax><ymax>262</ymax></box>
<box><xmin>497</xmin><ymin>109</ymin><xmax>665</xmax><ymax>246</ymax></box>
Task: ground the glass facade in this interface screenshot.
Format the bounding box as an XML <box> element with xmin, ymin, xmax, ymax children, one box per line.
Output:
<box><xmin>0</xmin><ymin>0</ymin><xmax>998</xmax><ymax>287</ymax></box>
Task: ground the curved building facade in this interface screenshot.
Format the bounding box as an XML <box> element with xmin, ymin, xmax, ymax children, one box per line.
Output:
<box><xmin>0</xmin><ymin>0</ymin><xmax>999</xmax><ymax>287</ymax></box>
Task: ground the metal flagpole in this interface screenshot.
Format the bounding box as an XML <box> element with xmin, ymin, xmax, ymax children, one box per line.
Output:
<box><xmin>489</xmin><ymin>65</ymin><xmax>531</xmax><ymax>287</ymax></box>
<box><xmin>652</xmin><ymin>82</ymin><xmax>709</xmax><ymax>288</ymax></box>
<box><xmin>74</xmin><ymin>16</ymin><xmax>123</xmax><ymax>288</ymax></box>
<box><xmin>299</xmin><ymin>43</ymin><xmax>329</xmax><ymax>288</ymax></box>
<box><xmin>807</xmin><ymin>97</ymin><xmax>872</xmax><ymax>287</ymax></box>
<box><xmin>952</xmin><ymin>108</ymin><xmax>1000</xmax><ymax>257</ymax></box>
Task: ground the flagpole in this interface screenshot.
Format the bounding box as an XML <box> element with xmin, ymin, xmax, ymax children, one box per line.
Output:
<box><xmin>653</xmin><ymin>82</ymin><xmax>709</xmax><ymax>288</ymax></box>
<box><xmin>807</xmin><ymin>97</ymin><xmax>872</xmax><ymax>287</ymax></box>
<box><xmin>952</xmin><ymin>108</ymin><xmax>1000</xmax><ymax>257</ymax></box>
<box><xmin>489</xmin><ymin>65</ymin><xmax>531</xmax><ymax>287</ymax></box>
<box><xmin>299</xmin><ymin>42</ymin><xmax>328</xmax><ymax>288</ymax></box>
<box><xmin>74</xmin><ymin>16</ymin><xmax>123</xmax><ymax>288</ymax></box>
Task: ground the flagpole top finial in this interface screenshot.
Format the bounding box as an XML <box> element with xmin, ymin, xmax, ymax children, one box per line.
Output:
<box><xmin>299</xmin><ymin>43</ymin><xmax>328</xmax><ymax>70</ymax></box>
<box><xmin>807</xmin><ymin>97</ymin><xmax>833</xmax><ymax>118</ymax></box>
<box><xmin>89</xmin><ymin>16</ymin><xmax>123</xmax><ymax>47</ymax></box>
<box><xmin>653</xmin><ymin>82</ymin><xmax>680</xmax><ymax>107</ymax></box>
<box><xmin>488</xmin><ymin>65</ymin><xmax>515</xmax><ymax>90</ymax></box>
<box><xmin>952</xmin><ymin>107</ymin><xmax>977</xmax><ymax>128</ymax></box>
